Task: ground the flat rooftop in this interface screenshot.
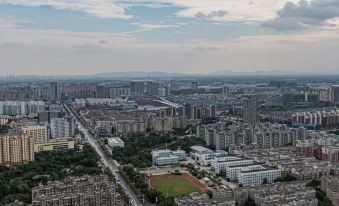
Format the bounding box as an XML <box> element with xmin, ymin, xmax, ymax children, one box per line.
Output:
<box><xmin>190</xmin><ymin>146</ymin><xmax>212</xmax><ymax>153</ymax></box>
<box><xmin>227</xmin><ymin>163</ymin><xmax>263</xmax><ymax>168</ymax></box>
<box><xmin>215</xmin><ymin>157</ymin><xmax>251</xmax><ymax>163</ymax></box>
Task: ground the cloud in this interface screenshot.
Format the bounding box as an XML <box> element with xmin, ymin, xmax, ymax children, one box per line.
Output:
<box><xmin>264</xmin><ymin>0</ymin><xmax>339</xmax><ymax>30</ymax></box>
<box><xmin>1</xmin><ymin>4</ymin><xmax>339</xmax><ymax>75</ymax></box>
<box><xmin>195</xmin><ymin>10</ymin><xmax>228</xmax><ymax>20</ymax></box>
<box><xmin>190</xmin><ymin>46</ymin><xmax>224</xmax><ymax>52</ymax></box>
<box><xmin>0</xmin><ymin>14</ymin><xmax>32</xmax><ymax>28</ymax></box>
<box><xmin>0</xmin><ymin>0</ymin><xmax>132</xmax><ymax>19</ymax></box>
<box><xmin>1</xmin><ymin>14</ymin><xmax>339</xmax><ymax>76</ymax></box>
<box><xmin>0</xmin><ymin>0</ymin><xmax>303</xmax><ymax>23</ymax></box>
<box><xmin>121</xmin><ymin>0</ymin><xmax>299</xmax><ymax>22</ymax></box>
<box><xmin>123</xmin><ymin>22</ymin><xmax>179</xmax><ymax>34</ymax></box>
<box><xmin>134</xmin><ymin>23</ymin><xmax>175</xmax><ymax>31</ymax></box>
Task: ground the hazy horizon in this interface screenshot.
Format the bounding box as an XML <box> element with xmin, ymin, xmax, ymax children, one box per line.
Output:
<box><xmin>1</xmin><ymin>0</ymin><xmax>339</xmax><ymax>75</ymax></box>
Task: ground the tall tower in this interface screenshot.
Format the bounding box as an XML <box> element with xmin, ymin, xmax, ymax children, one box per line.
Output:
<box><xmin>191</xmin><ymin>81</ymin><xmax>198</xmax><ymax>90</ymax></box>
<box><xmin>243</xmin><ymin>96</ymin><xmax>259</xmax><ymax>126</ymax></box>
<box><xmin>50</xmin><ymin>82</ymin><xmax>60</xmax><ymax>101</ymax></box>
<box><xmin>331</xmin><ymin>85</ymin><xmax>339</xmax><ymax>106</ymax></box>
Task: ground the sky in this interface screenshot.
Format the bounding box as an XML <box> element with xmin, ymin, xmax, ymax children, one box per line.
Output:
<box><xmin>1</xmin><ymin>0</ymin><xmax>339</xmax><ymax>75</ymax></box>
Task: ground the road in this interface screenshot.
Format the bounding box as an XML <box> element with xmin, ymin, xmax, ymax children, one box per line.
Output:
<box><xmin>65</xmin><ymin>104</ymin><xmax>143</xmax><ymax>206</ymax></box>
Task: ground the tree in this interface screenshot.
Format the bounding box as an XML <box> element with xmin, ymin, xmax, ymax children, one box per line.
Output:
<box><xmin>145</xmin><ymin>189</ymin><xmax>162</xmax><ymax>204</ymax></box>
<box><xmin>321</xmin><ymin>197</ymin><xmax>333</xmax><ymax>206</ymax></box>
<box><xmin>217</xmin><ymin>170</ymin><xmax>226</xmax><ymax>177</ymax></box>
<box><xmin>207</xmin><ymin>190</ymin><xmax>213</xmax><ymax>199</ymax></box>
<box><xmin>307</xmin><ymin>179</ymin><xmax>320</xmax><ymax>189</ymax></box>
<box><xmin>0</xmin><ymin>144</ymin><xmax>102</xmax><ymax>205</ymax></box>
<box><xmin>262</xmin><ymin>178</ymin><xmax>268</xmax><ymax>184</ymax></box>
<box><xmin>0</xmin><ymin>125</ymin><xmax>10</xmax><ymax>134</ymax></box>
<box><xmin>242</xmin><ymin>198</ymin><xmax>257</xmax><ymax>206</ymax></box>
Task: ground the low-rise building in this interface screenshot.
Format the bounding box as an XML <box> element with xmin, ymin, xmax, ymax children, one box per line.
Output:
<box><xmin>108</xmin><ymin>137</ymin><xmax>124</xmax><ymax>148</ymax></box>
<box><xmin>211</xmin><ymin>157</ymin><xmax>254</xmax><ymax>175</ymax></box>
<box><xmin>5</xmin><ymin>200</ymin><xmax>24</xmax><ymax>206</ymax></box>
<box><xmin>236</xmin><ymin>165</ymin><xmax>281</xmax><ymax>187</ymax></box>
<box><xmin>226</xmin><ymin>163</ymin><xmax>264</xmax><ymax>182</ymax></box>
<box><xmin>190</xmin><ymin>146</ymin><xmax>228</xmax><ymax>166</ymax></box>
<box><xmin>321</xmin><ymin>176</ymin><xmax>339</xmax><ymax>206</ymax></box>
<box><xmin>152</xmin><ymin>149</ymin><xmax>186</xmax><ymax>166</ymax></box>
<box><xmin>291</xmin><ymin>163</ymin><xmax>339</xmax><ymax>180</ymax></box>
<box><xmin>174</xmin><ymin>189</ymin><xmax>235</xmax><ymax>206</ymax></box>
<box><xmin>230</xmin><ymin>164</ymin><xmax>281</xmax><ymax>187</ymax></box>
<box><xmin>0</xmin><ymin>115</ymin><xmax>9</xmax><ymax>125</ymax></box>
<box><xmin>34</xmin><ymin>137</ymin><xmax>74</xmax><ymax>153</ymax></box>
<box><xmin>250</xmin><ymin>181</ymin><xmax>317</xmax><ymax>206</ymax></box>
<box><xmin>32</xmin><ymin>174</ymin><xmax>118</xmax><ymax>206</ymax></box>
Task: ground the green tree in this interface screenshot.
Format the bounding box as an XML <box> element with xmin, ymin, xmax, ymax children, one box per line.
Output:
<box><xmin>262</xmin><ymin>178</ymin><xmax>268</xmax><ymax>184</ymax></box>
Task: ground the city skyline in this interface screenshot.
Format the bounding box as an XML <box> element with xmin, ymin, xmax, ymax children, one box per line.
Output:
<box><xmin>1</xmin><ymin>0</ymin><xmax>339</xmax><ymax>75</ymax></box>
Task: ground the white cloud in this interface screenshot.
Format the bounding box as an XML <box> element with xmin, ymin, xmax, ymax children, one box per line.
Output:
<box><xmin>0</xmin><ymin>14</ymin><xmax>32</xmax><ymax>28</ymax></box>
<box><xmin>122</xmin><ymin>0</ymin><xmax>300</xmax><ymax>22</ymax></box>
<box><xmin>128</xmin><ymin>22</ymin><xmax>176</xmax><ymax>33</ymax></box>
<box><xmin>1</xmin><ymin>14</ymin><xmax>339</xmax><ymax>75</ymax></box>
<box><xmin>0</xmin><ymin>0</ymin><xmax>311</xmax><ymax>24</ymax></box>
<box><xmin>0</xmin><ymin>0</ymin><xmax>132</xmax><ymax>19</ymax></box>
<box><xmin>263</xmin><ymin>0</ymin><xmax>339</xmax><ymax>30</ymax></box>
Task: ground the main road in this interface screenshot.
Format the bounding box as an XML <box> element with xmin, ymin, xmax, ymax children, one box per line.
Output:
<box><xmin>64</xmin><ymin>104</ymin><xmax>143</xmax><ymax>206</ymax></box>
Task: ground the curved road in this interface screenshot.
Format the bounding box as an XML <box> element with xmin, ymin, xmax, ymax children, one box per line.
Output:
<box><xmin>65</xmin><ymin>104</ymin><xmax>143</xmax><ymax>206</ymax></box>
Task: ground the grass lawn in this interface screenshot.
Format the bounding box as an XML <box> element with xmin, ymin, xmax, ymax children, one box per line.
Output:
<box><xmin>150</xmin><ymin>175</ymin><xmax>201</xmax><ymax>198</ymax></box>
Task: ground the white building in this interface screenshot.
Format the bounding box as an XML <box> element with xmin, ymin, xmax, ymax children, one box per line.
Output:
<box><xmin>108</xmin><ymin>137</ymin><xmax>124</xmax><ymax>148</ymax></box>
<box><xmin>211</xmin><ymin>157</ymin><xmax>254</xmax><ymax>174</ymax></box>
<box><xmin>158</xmin><ymin>87</ymin><xmax>166</xmax><ymax>97</ymax></box>
<box><xmin>226</xmin><ymin>163</ymin><xmax>264</xmax><ymax>181</ymax></box>
<box><xmin>152</xmin><ymin>149</ymin><xmax>186</xmax><ymax>166</ymax></box>
<box><xmin>227</xmin><ymin>164</ymin><xmax>281</xmax><ymax>187</ymax></box>
<box><xmin>50</xmin><ymin>117</ymin><xmax>75</xmax><ymax>138</ymax></box>
<box><xmin>0</xmin><ymin>101</ymin><xmax>45</xmax><ymax>116</ymax></box>
<box><xmin>0</xmin><ymin>115</ymin><xmax>9</xmax><ymax>125</ymax></box>
<box><xmin>190</xmin><ymin>146</ymin><xmax>228</xmax><ymax>166</ymax></box>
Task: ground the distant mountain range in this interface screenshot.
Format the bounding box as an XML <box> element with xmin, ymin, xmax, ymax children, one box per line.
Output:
<box><xmin>1</xmin><ymin>69</ymin><xmax>339</xmax><ymax>81</ymax></box>
<box><xmin>91</xmin><ymin>71</ymin><xmax>198</xmax><ymax>78</ymax></box>
<box><xmin>209</xmin><ymin>69</ymin><xmax>339</xmax><ymax>76</ymax></box>
<box><xmin>0</xmin><ymin>71</ymin><xmax>199</xmax><ymax>80</ymax></box>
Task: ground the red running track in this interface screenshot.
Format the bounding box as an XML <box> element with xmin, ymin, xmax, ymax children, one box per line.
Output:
<box><xmin>147</xmin><ymin>172</ymin><xmax>209</xmax><ymax>192</ymax></box>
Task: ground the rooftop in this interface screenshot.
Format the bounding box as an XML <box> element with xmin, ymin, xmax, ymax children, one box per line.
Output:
<box><xmin>190</xmin><ymin>146</ymin><xmax>212</xmax><ymax>153</ymax></box>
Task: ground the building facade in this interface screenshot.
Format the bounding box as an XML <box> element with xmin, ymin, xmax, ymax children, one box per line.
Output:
<box><xmin>50</xmin><ymin>117</ymin><xmax>75</xmax><ymax>138</ymax></box>
<box><xmin>0</xmin><ymin>134</ymin><xmax>34</xmax><ymax>166</ymax></box>
<box><xmin>108</xmin><ymin>137</ymin><xmax>124</xmax><ymax>148</ymax></box>
<box><xmin>243</xmin><ymin>96</ymin><xmax>259</xmax><ymax>126</ymax></box>
<box><xmin>190</xmin><ymin>146</ymin><xmax>228</xmax><ymax>166</ymax></box>
<box><xmin>22</xmin><ymin>125</ymin><xmax>48</xmax><ymax>145</ymax></box>
<box><xmin>152</xmin><ymin>149</ymin><xmax>186</xmax><ymax>166</ymax></box>
<box><xmin>34</xmin><ymin>137</ymin><xmax>74</xmax><ymax>153</ymax></box>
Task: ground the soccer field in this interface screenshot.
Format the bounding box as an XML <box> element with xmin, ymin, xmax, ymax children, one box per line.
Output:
<box><xmin>150</xmin><ymin>175</ymin><xmax>201</xmax><ymax>197</ymax></box>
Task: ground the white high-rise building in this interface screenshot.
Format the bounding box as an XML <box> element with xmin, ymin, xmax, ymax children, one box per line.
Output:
<box><xmin>50</xmin><ymin>117</ymin><xmax>75</xmax><ymax>138</ymax></box>
<box><xmin>0</xmin><ymin>101</ymin><xmax>45</xmax><ymax>116</ymax></box>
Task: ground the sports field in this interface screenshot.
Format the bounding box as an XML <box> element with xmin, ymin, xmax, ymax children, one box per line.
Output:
<box><xmin>149</xmin><ymin>174</ymin><xmax>207</xmax><ymax>197</ymax></box>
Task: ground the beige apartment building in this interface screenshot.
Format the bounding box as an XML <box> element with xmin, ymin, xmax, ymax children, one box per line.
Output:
<box><xmin>0</xmin><ymin>134</ymin><xmax>34</xmax><ymax>166</ymax></box>
<box><xmin>22</xmin><ymin>125</ymin><xmax>48</xmax><ymax>144</ymax></box>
